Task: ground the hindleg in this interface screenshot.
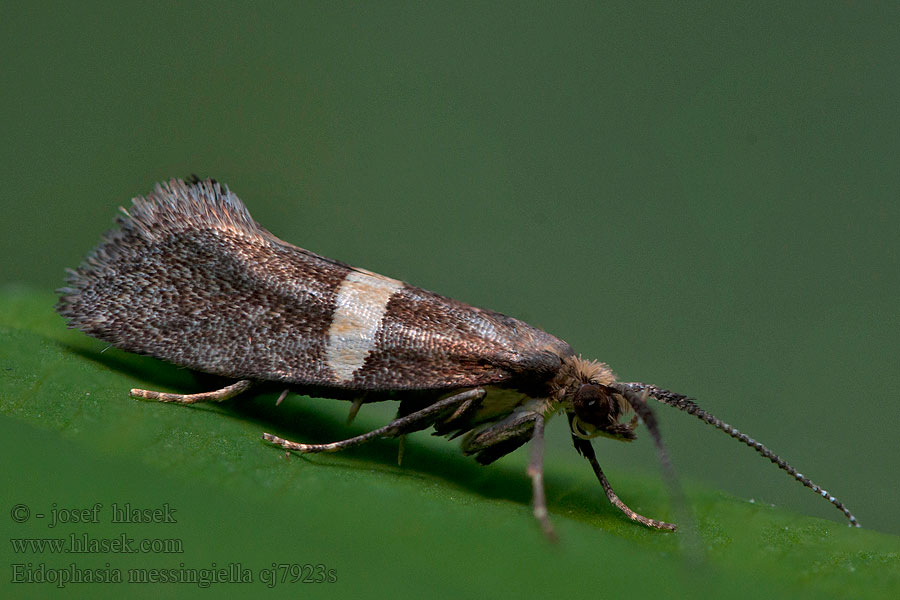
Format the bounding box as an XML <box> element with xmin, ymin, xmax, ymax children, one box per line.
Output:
<box><xmin>130</xmin><ymin>380</ymin><xmax>253</xmax><ymax>404</ymax></box>
<box><xmin>263</xmin><ymin>388</ymin><xmax>486</xmax><ymax>454</ymax></box>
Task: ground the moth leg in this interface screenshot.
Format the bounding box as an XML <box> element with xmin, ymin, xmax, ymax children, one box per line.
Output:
<box><xmin>346</xmin><ymin>398</ymin><xmax>364</xmax><ymax>424</ymax></box>
<box><xmin>573</xmin><ymin>436</ymin><xmax>676</xmax><ymax>531</ymax></box>
<box><xmin>396</xmin><ymin>436</ymin><xmax>407</xmax><ymax>466</ymax></box>
<box><xmin>527</xmin><ymin>412</ymin><xmax>557</xmax><ymax>541</ymax></box>
<box><xmin>275</xmin><ymin>388</ymin><xmax>290</xmax><ymax>406</ymax></box>
<box><xmin>432</xmin><ymin>390</ymin><xmax>486</xmax><ymax>436</ymax></box>
<box><xmin>130</xmin><ymin>379</ymin><xmax>253</xmax><ymax>404</ymax></box>
<box><xmin>263</xmin><ymin>388</ymin><xmax>486</xmax><ymax>454</ymax></box>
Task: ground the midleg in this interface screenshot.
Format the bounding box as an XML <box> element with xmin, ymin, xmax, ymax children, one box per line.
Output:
<box><xmin>527</xmin><ymin>413</ymin><xmax>557</xmax><ymax>541</ymax></box>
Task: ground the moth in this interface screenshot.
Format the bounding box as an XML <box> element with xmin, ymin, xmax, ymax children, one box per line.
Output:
<box><xmin>57</xmin><ymin>177</ymin><xmax>859</xmax><ymax>538</ymax></box>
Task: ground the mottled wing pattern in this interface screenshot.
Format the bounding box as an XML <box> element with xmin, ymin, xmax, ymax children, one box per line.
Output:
<box><xmin>57</xmin><ymin>179</ymin><xmax>572</xmax><ymax>392</ymax></box>
<box><xmin>355</xmin><ymin>285</ymin><xmax>570</xmax><ymax>391</ymax></box>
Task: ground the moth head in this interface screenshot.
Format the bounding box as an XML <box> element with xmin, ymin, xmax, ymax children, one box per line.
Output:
<box><xmin>569</xmin><ymin>383</ymin><xmax>638</xmax><ymax>441</ymax></box>
<box><xmin>553</xmin><ymin>356</ymin><xmax>637</xmax><ymax>441</ymax></box>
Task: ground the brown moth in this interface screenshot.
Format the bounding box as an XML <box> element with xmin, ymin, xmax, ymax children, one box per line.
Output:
<box><xmin>56</xmin><ymin>177</ymin><xmax>859</xmax><ymax>538</ymax></box>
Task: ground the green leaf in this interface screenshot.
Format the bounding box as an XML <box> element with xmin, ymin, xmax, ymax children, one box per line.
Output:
<box><xmin>1</xmin><ymin>286</ymin><xmax>897</xmax><ymax>599</ymax></box>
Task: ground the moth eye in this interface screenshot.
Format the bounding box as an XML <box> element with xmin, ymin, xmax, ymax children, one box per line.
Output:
<box><xmin>573</xmin><ymin>384</ymin><xmax>612</xmax><ymax>427</ymax></box>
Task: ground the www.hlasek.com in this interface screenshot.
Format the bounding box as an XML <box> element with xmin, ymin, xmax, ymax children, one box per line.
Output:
<box><xmin>11</xmin><ymin>532</ymin><xmax>182</xmax><ymax>554</ymax></box>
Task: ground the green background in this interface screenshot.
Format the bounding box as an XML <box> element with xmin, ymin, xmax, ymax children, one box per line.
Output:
<box><xmin>2</xmin><ymin>2</ymin><xmax>898</xmax><ymax>598</ymax></box>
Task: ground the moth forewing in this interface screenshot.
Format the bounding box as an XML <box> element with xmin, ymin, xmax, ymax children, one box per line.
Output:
<box><xmin>57</xmin><ymin>178</ymin><xmax>860</xmax><ymax>540</ymax></box>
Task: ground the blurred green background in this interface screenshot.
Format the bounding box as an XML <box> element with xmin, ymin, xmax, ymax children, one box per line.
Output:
<box><xmin>2</xmin><ymin>2</ymin><xmax>898</xmax><ymax>598</ymax></box>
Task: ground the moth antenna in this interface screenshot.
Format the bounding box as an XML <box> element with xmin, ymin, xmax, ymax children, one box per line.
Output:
<box><xmin>608</xmin><ymin>384</ymin><xmax>677</xmax><ymax>488</ymax></box>
<box><xmin>624</xmin><ymin>383</ymin><xmax>860</xmax><ymax>527</ymax></box>
<box><xmin>609</xmin><ymin>384</ymin><xmax>693</xmax><ymax>534</ymax></box>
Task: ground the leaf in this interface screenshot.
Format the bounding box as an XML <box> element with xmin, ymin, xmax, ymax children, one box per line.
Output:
<box><xmin>1</xmin><ymin>286</ymin><xmax>897</xmax><ymax>599</ymax></box>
